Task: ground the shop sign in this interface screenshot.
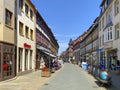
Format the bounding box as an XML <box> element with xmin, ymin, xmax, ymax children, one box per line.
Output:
<box><xmin>24</xmin><ymin>43</ymin><xmax>31</xmax><ymax>48</ymax></box>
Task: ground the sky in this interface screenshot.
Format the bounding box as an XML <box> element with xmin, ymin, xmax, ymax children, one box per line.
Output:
<box><xmin>31</xmin><ymin>0</ymin><xmax>101</xmax><ymax>55</ymax></box>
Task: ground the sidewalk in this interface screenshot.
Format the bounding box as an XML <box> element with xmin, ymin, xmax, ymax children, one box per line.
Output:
<box><xmin>0</xmin><ymin>70</ymin><xmax>55</xmax><ymax>90</ymax></box>
<box><xmin>82</xmin><ymin>67</ymin><xmax>120</xmax><ymax>90</ymax></box>
<box><xmin>109</xmin><ymin>71</ymin><xmax>120</xmax><ymax>90</ymax></box>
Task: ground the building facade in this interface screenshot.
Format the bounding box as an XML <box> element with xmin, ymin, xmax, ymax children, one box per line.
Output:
<box><xmin>80</xmin><ymin>31</ymin><xmax>89</xmax><ymax>63</ymax></box>
<box><xmin>73</xmin><ymin>36</ymin><xmax>82</xmax><ymax>64</ymax></box>
<box><xmin>99</xmin><ymin>0</ymin><xmax>120</xmax><ymax>70</ymax></box>
<box><xmin>16</xmin><ymin>0</ymin><xmax>36</xmax><ymax>75</ymax></box>
<box><xmin>36</xmin><ymin>11</ymin><xmax>59</xmax><ymax>70</ymax></box>
<box><xmin>0</xmin><ymin>0</ymin><xmax>15</xmax><ymax>81</ymax></box>
<box><xmin>85</xmin><ymin>18</ymin><xmax>99</xmax><ymax>66</ymax></box>
<box><xmin>36</xmin><ymin>11</ymin><xmax>51</xmax><ymax>70</ymax></box>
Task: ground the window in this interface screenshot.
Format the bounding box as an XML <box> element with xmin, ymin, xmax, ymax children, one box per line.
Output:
<box><xmin>19</xmin><ymin>21</ymin><xmax>24</xmax><ymax>36</ymax></box>
<box><xmin>25</xmin><ymin>3</ymin><xmax>29</xmax><ymax>16</ymax></box>
<box><xmin>3</xmin><ymin>45</ymin><xmax>14</xmax><ymax>78</ymax></box>
<box><xmin>104</xmin><ymin>27</ymin><xmax>113</xmax><ymax>42</ymax></box>
<box><xmin>102</xmin><ymin>17</ymin><xmax>104</xmax><ymax>29</ymax></box>
<box><xmin>99</xmin><ymin>21</ymin><xmax>101</xmax><ymax>31</ymax></box>
<box><xmin>30</xmin><ymin>29</ymin><xmax>33</xmax><ymax>40</ymax></box>
<box><xmin>102</xmin><ymin>34</ymin><xmax>104</xmax><ymax>45</ymax></box>
<box><xmin>19</xmin><ymin>0</ymin><xmax>23</xmax><ymax>10</ymax></box>
<box><xmin>18</xmin><ymin>48</ymin><xmax>23</xmax><ymax>72</ymax></box>
<box><xmin>25</xmin><ymin>49</ymin><xmax>28</xmax><ymax>70</ymax></box>
<box><xmin>30</xmin><ymin>50</ymin><xmax>32</xmax><ymax>69</ymax></box>
<box><xmin>115</xmin><ymin>24</ymin><xmax>120</xmax><ymax>39</ymax></box>
<box><xmin>0</xmin><ymin>45</ymin><xmax>1</xmax><ymax>78</ymax></box>
<box><xmin>30</xmin><ymin>9</ymin><xmax>33</xmax><ymax>20</ymax></box>
<box><xmin>25</xmin><ymin>26</ymin><xmax>29</xmax><ymax>38</ymax></box>
<box><xmin>106</xmin><ymin>8</ymin><xmax>112</xmax><ymax>25</ymax></box>
<box><xmin>15</xmin><ymin>17</ymin><xmax>17</xmax><ymax>29</ymax></box>
<box><xmin>99</xmin><ymin>36</ymin><xmax>101</xmax><ymax>47</ymax></box>
<box><xmin>5</xmin><ymin>9</ymin><xmax>12</xmax><ymax>26</ymax></box>
<box><xmin>114</xmin><ymin>0</ymin><xmax>119</xmax><ymax>16</ymax></box>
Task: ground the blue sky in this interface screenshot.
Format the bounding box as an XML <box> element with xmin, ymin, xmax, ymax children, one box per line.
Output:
<box><xmin>31</xmin><ymin>0</ymin><xmax>101</xmax><ymax>54</ymax></box>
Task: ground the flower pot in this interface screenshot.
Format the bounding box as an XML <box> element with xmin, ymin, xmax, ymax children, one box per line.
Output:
<box><xmin>41</xmin><ymin>70</ymin><xmax>51</xmax><ymax>77</ymax></box>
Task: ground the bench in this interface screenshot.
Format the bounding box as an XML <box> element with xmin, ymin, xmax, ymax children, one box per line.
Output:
<box><xmin>96</xmin><ymin>77</ymin><xmax>112</xmax><ymax>87</ymax></box>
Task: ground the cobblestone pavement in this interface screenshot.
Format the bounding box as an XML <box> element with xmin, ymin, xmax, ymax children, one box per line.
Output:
<box><xmin>0</xmin><ymin>70</ymin><xmax>58</xmax><ymax>90</ymax></box>
<box><xmin>38</xmin><ymin>63</ymin><xmax>106</xmax><ymax>90</ymax></box>
<box><xmin>0</xmin><ymin>63</ymin><xmax>119</xmax><ymax>90</ymax></box>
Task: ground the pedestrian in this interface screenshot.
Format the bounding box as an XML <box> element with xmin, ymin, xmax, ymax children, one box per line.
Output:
<box><xmin>99</xmin><ymin>68</ymin><xmax>111</xmax><ymax>81</ymax></box>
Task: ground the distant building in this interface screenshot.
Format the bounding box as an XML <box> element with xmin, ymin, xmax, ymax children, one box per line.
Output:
<box><xmin>73</xmin><ymin>36</ymin><xmax>82</xmax><ymax>64</ymax></box>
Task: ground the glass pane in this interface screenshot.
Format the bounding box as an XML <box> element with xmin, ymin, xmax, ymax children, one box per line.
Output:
<box><xmin>3</xmin><ymin>53</ymin><xmax>13</xmax><ymax>78</ymax></box>
<box><xmin>0</xmin><ymin>53</ymin><xmax>1</xmax><ymax>78</ymax></box>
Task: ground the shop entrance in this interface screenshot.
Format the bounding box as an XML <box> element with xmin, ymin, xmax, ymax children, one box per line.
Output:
<box><xmin>107</xmin><ymin>49</ymin><xmax>117</xmax><ymax>70</ymax></box>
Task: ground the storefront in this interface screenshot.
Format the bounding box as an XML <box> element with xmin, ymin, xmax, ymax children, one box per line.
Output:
<box><xmin>0</xmin><ymin>43</ymin><xmax>15</xmax><ymax>81</ymax></box>
<box><xmin>107</xmin><ymin>49</ymin><xmax>117</xmax><ymax>70</ymax></box>
<box><xmin>17</xmin><ymin>43</ymin><xmax>33</xmax><ymax>75</ymax></box>
<box><xmin>100</xmin><ymin>51</ymin><xmax>106</xmax><ymax>68</ymax></box>
<box><xmin>36</xmin><ymin>45</ymin><xmax>51</xmax><ymax>70</ymax></box>
<box><xmin>36</xmin><ymin>49</ymin><xmax>45</xmax><ymax>70</ymax></box>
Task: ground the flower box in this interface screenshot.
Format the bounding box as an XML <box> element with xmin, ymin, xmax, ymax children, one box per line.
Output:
<box><xmin>41</xmin><ymin>67</ymin><xmax>51</xmax><ymax>77</ymax></box>
<box><xmin>41</xmin><ymin>70</ymin><xmax>51</xmax><ymax>77</ymax></box>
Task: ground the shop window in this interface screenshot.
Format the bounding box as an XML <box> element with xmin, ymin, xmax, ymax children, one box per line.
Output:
<box><xmin>3</xmin><ymin>45</ymin><xmax>14</xmax><ymax>78</ymax></box>
<box><xmin>0</xmin><ymin>52</ymin><xmax>1</xmax><ymax>78</ymax></box>
<box><xmin>3</xmin><ymin>54</ymin><xmax>13</xmax><ymax>78</ymax></box>
<box><xmin>116</xmin><ymin>60</ymin><xmax>120</xmax><ymax>69</ymax></box>
<box><xmin>25</xmin><ymin>49</ymin><xmax>28</xmax><ymax>70</ymax></box>
<box><xmin>30</xmin><ymin>50</ymin><xmax>32</xmax><ymax>69</ymax></box>
<box><xmin>18</xmin><ymin>48</ymin><xmax>23</xmax><ymax>72</ymax></box>
<box><xmin>5</xmin><ymin>9</ymin><xmax>12</xmax><ymax>26</ymax></box>
<box><xmin>117</xmin><ymin>60</ymin><xmax>120</xmax><ymax>65</ymax></box>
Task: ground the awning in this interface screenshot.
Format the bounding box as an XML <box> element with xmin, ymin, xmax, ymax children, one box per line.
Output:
<box><xmin>37</xmin><ymin>45</ymin><xmax>56</xmax><ymax>58</ymax></box>
<box><xmin>43</xmin><ymin>51</ymin><xmax>56</xmax><ymax>58</ymax></box>
<box><xmin>37</xmin><ymin>45</ymin><xmax>50</xmax><ymax>52</ymax></box>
